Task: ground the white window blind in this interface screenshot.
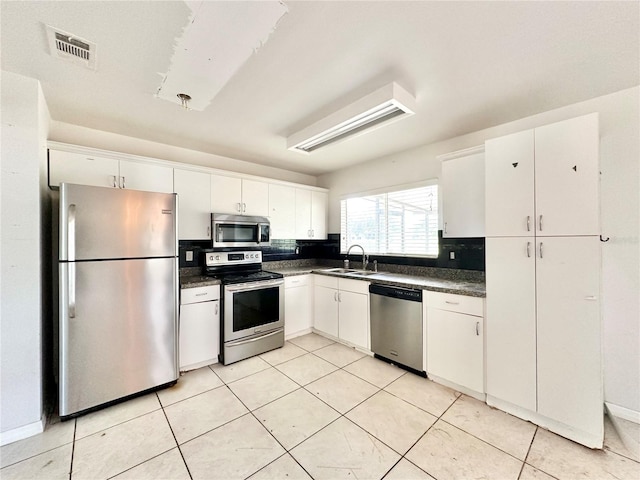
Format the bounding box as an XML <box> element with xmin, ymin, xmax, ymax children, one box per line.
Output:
<box><xmin>341</xmin><ymin>184</ymin><xmax>438</xmax><ymax>257</ymax></box>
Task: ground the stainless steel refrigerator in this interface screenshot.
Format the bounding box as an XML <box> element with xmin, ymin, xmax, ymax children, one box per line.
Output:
<box><xmin>58</xmin><ymin>183</ymin><xmax>179</xmax><ymax>419</ymax></box>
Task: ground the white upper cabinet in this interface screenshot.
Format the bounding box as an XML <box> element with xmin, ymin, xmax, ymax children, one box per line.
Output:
<box><xmin>49</xmin><ymin>149</ymin><xmax>173</xmax><ymax>193</ymax></box>
<box><xmin>211</xmin><ymin>175</ymin><xmax>269</xmax><ymax>217</ymax></box>
<box><xmin>174</xmin><ymin>169</ymin><xmax>211</xmax><ymax>240</ymax></box>
<box><xmin>534</xmin><ymin>113</ymin><xmax>599</xmax><ymax>236</ymax></box>
<box><xmin>485</xmin><ymin>130</ymin><xmax>535</xmax><ymax>237</ymax></box>
<box><xmin>118</xmin><ymin>161</ymin><xmax>174</xmax><ymax>194</ymax></box>
<box><xmin>269</xmin><ymin>184</ymin><xmax>296</xmax><ymax>239</ymax></box>
<box><xmin>241</xmin><ymin>179</ymin><xmax>269</xmax><ymax>217</ymax></box>
<box><xmin>295</xmin><ymin>189</ymin><xmax>328</xmax><ymax>239</ymax></box>
<box><xmin>485</xmin><ymin>113</ymin><xmax>599</xmax><ymax>237</ymax></box>
<box><xmin>210</xmin><ymin>175</ymin><xmax>242</xmax><ymax>214</ymax></box>
<box><xmin>441</xmin><ymin>148</ymin><xmax>485</xmax><ymax>237</ymax></box>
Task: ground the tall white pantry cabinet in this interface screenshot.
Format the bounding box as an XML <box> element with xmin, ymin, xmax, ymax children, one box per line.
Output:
<box><xmin>484</xmin><ymin>113</ymin><xmax>602</xmax><ymax>448</ymax></box>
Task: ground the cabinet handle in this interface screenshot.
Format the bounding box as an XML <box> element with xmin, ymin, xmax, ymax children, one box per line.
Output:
<box><xmin>527</xmin><ymin>216</ymin><xmax>531</xmax><ymax>232</ymax></box>
<box><xmin>584</xmin><ymin>296</ymin><xmax>597</xmax><ymax>301</ymax></box>
<box><xmin>121</xmin><ymin>176</ymin><xmax>126</xmax><ymax>189</ymax></box>
<box><xmin>444</xmin><ymin>222</ymin><xmax>448</xmax><ymax>234</ymax></box>
<box><xmin>445</xmin><ymin>300</ymin><xmax>459</xmax><ymax>305</ymax></box>
<box><xmin>111</xmin><ymin>175</ymin><xmax>118</xmax><ymax>188</ymax></box>
<box><xmin>527</xmin><ymin>241</ymin><xmax>531</xmax><ymax>258</ymax></box>
<box><xmin>308</xmin><ymin>229</ymin><xmax>312</xmax><ymax>237</ymax></box>
<box><xmin>242</xmin><ymin>203</ymin><xmax>246</xmax><ymax>213</ymax></box>
<box><xmin>539</xmin><ymin>215</ymin><xmax>543</xmax><ymax>231</ymax></box>
<box><xmin>476</xmin><ymin>321</ymin><xmax>480</xmax><ymax>336</ymax></box>
<box><xmin>207</xmin><ymin>226</ymin><xmax>210</xmax><ymax>238</ymax></box>
<box><xmin>338</xmin><ymin>292</ymin><xmax>341</xmax><ymax>302</ymax></box>
<box><xmin>215</xmin><ymin>303</ymin><xmax>219</xmax><ymax>315</ymax></box>
<box><xmin>539</xmin><ymin>242</ymin><xmax>544</xmax><ymax>259</ymax></box>
<box><xmin>236</xmin><ymin>203</ymin><xmax>242</xmax><ymax>212</ymax></box>
<box><xmin>311</xmin><ymin>229</ymin><xmax>314</xmax><ymax>237</ymax></box>
<box><xmin>333</xmin><ymin>291</ymin><xmax>338</xmax><ymax>302</ymax></box>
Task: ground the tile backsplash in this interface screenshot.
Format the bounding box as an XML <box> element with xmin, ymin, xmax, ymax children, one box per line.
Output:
<box><xmin>179</xmin><ymin>231</ymin><xmax>484</xmax><ymax>271</ymax></box>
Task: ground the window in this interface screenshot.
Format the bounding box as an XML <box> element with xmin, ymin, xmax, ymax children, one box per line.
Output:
<box><xmin>340</xmin><ymin>183</ymin><xmax>439</xmax><ymax>257</ymax></box>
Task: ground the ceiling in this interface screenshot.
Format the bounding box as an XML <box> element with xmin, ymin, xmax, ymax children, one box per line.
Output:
<box><xmin>2</xmin><ymin>1</ymin><xmax>638</xmax><ymax>176</ymax></box>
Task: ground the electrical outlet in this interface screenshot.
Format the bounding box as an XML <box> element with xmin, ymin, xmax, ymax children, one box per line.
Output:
<box><xmin>295</xmin><ymin>246</ymin><xmax>300</xmax><ymax>255</ymax></box>
<box><xmin>449</xmin><ymin>251</ymin><xmax>455</xmax><ymax>260</ymax></box>
<box><xmin>186</xmin><ymin>250</ymin><xmax>194</xmax><ymax>262</ymax></box>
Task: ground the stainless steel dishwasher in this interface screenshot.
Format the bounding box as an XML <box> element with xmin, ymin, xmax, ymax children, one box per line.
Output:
<box><xmin>369</xmin><ymin>284</ymin><xmax>425</xmax><ymax>376</ymax></box>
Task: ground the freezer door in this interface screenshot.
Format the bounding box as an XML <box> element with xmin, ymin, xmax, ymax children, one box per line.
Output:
<box><xmin>59</xmin><ymin>183</ymin><xmax>177</xmax><ymax>261</ymax></box>
<box><xmin>59</xmin><ymin>257</ymin><xmax>178</xmax><ymax>417</ymax></box>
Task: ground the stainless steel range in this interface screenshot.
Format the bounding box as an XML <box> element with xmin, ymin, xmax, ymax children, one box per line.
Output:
<box><xmin>205</xmin><ymin>250</ymin><xmax>284</xmax><ymax>364</ymax></box>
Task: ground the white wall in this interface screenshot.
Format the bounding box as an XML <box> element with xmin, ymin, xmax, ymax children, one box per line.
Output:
<box><xmin>318</xmin><ymin>86</ymin><xmax>640</xmax><ymax>414</ymax></box>
<box><xmin>49</xmin><ymin>121</ymin><xmax>317</xmax><ymax>186</ymax></box>
<box><xmin>1</xmin><ymin>71</ymin><xmax>50</xmax><ymax>441</ymax></box>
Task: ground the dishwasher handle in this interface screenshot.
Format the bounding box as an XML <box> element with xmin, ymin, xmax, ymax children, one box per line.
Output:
<box><xmin>369</xmin><ymin>284</ymin><xmax>422</xmax><ymax>302</ymax></box>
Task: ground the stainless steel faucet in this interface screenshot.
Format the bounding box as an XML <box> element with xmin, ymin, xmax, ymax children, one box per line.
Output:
<box><xmin>345</xmin><ymin>244</ymin><xmax>367</xmax><ymax>270</ymax></box>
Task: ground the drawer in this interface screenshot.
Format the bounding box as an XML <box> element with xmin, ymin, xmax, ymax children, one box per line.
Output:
<box><xmin>314</xmin><ymin>274</ymin><xmax>338</xmax><ymax>289</ymax></box>
<box><xmin>425</xmin><ymin>291</ymin><xmax>483</xmax><ymax>317</ymax></box>
<box><xmin>338</xmin><ymin>278</ymin><xmax>370</xmax><ymax>294</ymax></box>
<box><xmin>181</xmin><ymin>285</ymin><xmax>220</xmax><ymax>305</ymax></box>
<box><xmin>285</xmin><ymin>275</ymin><xmax>310</xmax><ymax>288</ymax></box>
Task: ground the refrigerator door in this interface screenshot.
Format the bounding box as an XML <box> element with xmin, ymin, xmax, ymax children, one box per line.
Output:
<box><xmin>59</xmin><ymin>257</ymin><xmax>178</xmax><ymax>417</ymax></box>
<box><xmin>59</xmin><ymin>183</ymin><xmax>177</xmax><ymax>261</ymax></box>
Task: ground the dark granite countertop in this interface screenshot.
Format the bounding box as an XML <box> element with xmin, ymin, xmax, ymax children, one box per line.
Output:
<box><xmin>263</xmin><ymin>263</ymin><xmax>485</xmax><ymax>298</ymax></box>
<box><xmin>180</xmin><ymin>275</ymin><xmax>221</xmax><ymax>289</ymax></box>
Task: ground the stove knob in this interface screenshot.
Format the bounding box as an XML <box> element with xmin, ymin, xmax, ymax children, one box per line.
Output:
<box><xmin>209</xmin><ymin>255</ymin><xmax>213</xmax><ymax>261</ymax></box>
<box><xmin>215</xmin><ymin>255</ymin><xmax>220</xmax><ymax>261</ymax></box>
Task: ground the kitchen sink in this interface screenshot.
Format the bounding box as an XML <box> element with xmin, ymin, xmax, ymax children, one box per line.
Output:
<box><xmin>320</xmin><ymin>268</ymin><xmax>380</xmax><ymax>277</ymax></box>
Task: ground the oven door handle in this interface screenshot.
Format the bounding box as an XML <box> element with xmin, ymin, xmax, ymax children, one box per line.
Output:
<box><xmin>225</xmin><ymin>279</ymin><xmax>284</xmax><ymax>293</ymax></box>
<box><xmin>226</xmin><ymin>329</ymin><xmax>283</xmax><ymax>347</ymax></box>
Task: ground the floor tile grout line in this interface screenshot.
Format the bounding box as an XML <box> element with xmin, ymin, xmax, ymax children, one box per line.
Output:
<box><xmin>157</xmin><ymin>392</ymin><xmax>194</xmax><ymax>480</ymax></box>
<box><xmin>519</xmin><ymin>426</ymin><xmax>539</xmax><ymax>479</ymax></box>
<box><xmin>68</xmin><ymin>418</ymin><xmax>77</xmax><ymax>480</ymax></box>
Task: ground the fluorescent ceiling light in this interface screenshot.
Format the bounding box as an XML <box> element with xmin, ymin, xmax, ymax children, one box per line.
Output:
<box><xmin>287</xmin><ymin>82</ymin><xmax>416</xmax><ymax>154</ymax></box>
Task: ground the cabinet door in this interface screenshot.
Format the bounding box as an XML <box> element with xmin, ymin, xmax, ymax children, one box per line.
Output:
<box><xmin>269</xmin><ymin>184</ymin><xmax>296</xmax><ymax>239</ymax></box>
<box><xmin>485</xmin><ymin>130</ymin><xmax>535</xmax><ymax>237</ymax></box>
<box><xmin>427</xmin><ymin>308</ymin><xmax>483</xmax><ymax>393</ymax></box>
<box><xmin>285</xmin><ymin>283</ymin><xmax>312</xmax><ymax>336</ymax></box>
<box><xmin>536</xmin><ymin>236</ymin><xmax>602</xmax><ymax>438</ymax></box>
<box><xmin>242</xmin><ymin>179</ymin><xmax>269</xmax><ymax>217</ymax></box>
<box><xmin>534</xmin><ymin>113</ymin><xmax>599</xmax><ymax>236</ymax></box>
<box><xmin>441</xmin><ymin>152</ymin><xmax>485</xmax><ymax>237</ymax></box>
<box><xmin>295</xmin><ymin>188</ymin><xmax>312</xmax><ymax>239</ymax></box>
<box><xmin>338</xmin><ymin>290</ymin><xmax>369</xmax><ymax>349</ymax></box>
<box><xmin>211</xmin><ymin>175</ymin><xmax>242</xmax><ymax>214</ymax></box>
<box><xmin>179</xmin><ymin>300</ymin><xmax>219</xmax><ymax>370</ymax></box>
<box><xmin>485</xmin><ymin>237</ymin><xmax>537</xmax><ymax>410</ymax></box>
<box><xmin>313</xmin><ymin>285</ymin><xmax>338</xmax><ymax>337</ymax></box>
<box><xmin>119</xmin><ymin>161</ymin><xmax>173</xmax><ymax>193</ymax></box>
<box><xmin>174</xmin><ymin>169</ymin><xmax>211</xmax><ymax>240</ymax></box>
<box><xmin>49</xmin><ymin>150</ymin><xmax>119</xmax><ymax>188</ymax></box>
<box><xmin>310</xmin><ymin>191</ymin><xmax>328</xmax><ymax>239</ymax></box>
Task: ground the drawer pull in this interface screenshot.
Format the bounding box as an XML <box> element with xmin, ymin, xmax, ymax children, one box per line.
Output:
<box><xmin>445</xmin><ymin>300</ymin><xmax>460</xmax><ymax>305</ymax></box>
<box><xmin>476</xmin><ymin>321</ymin><xmax>480</xmax><ymax>336</ymax></box>
<box><xmin>195</xmin><ymin>292</ymin><xmax>208</xmax><ymax>296</ymax></box>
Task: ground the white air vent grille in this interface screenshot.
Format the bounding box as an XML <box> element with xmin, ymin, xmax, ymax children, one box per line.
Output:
<box><xmin>46</xmin><ymin>25</ymin><xmax>97</xmax><ymax>70</ymax></box>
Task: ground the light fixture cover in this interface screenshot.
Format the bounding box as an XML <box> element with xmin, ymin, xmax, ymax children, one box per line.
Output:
<box><xmin>287</xmin><ymin>82</ymin><xmax>416</xmax><ymax>154</ymax></box>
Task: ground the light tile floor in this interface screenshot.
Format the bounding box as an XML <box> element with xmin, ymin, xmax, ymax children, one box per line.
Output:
<box><xmin>2</xmin><ymin>333</ymin><xmax>639</xmax><ymax>480</ymax></box>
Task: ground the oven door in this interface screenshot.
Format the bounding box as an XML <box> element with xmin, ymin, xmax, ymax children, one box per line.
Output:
<box><xmin>223</xmin><ymin>279</ymin><xmax>284</xmax><ymax>343</ymax></box>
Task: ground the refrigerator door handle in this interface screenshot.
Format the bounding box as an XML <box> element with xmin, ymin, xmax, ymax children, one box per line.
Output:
<box><xmin>69</xmin><ymin>263</ymin><xmax>76</xmax><ymax>318</ymax></box>
<box><xmin>68</xmin><ymin>204</ymin><xmax>76</xmax><ymax>261</ymax></box>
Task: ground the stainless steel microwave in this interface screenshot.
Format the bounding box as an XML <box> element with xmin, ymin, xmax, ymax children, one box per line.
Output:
<box><xmin>211</xmin><ymin>213</ymin><xmax>271</xmax><ymax>248</ymax></box>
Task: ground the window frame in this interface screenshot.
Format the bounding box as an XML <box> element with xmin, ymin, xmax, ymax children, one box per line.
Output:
<box><xmin>340</xmin><ymin>179</ymin><xmax>439</xmax><ymax>259</ymax></box>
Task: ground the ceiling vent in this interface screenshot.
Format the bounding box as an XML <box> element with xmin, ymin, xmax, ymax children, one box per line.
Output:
<box><xmin>45</xmin><ymin>25</ymin><xmax>97</xmax><ymax>70</ymax></box>
<box><xmin>287</xmin><ymin>82</ymin><xmax>416</xmax><ymax>154</ymax></box>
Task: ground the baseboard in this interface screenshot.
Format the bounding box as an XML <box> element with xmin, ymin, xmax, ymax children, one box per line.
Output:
<box><xmin>605</xmin><ymin>402</ymin><xmax>640</xmax><ymax>459</ymax></box>
<box><xmin>487</xmin><ymin>395</ymin><xmax>603</xmax><ymax>449</ymax></box>
<box><xmin>605</xmin><ymin>402</ymin><xmax>640</xmax><ymax>424</ymax></box>
<box><xmin>284</xmin><ymin>327</ymin><xmax>313</xmax><ymax>341</ymax></box>
<box><xmin>428</xmin><ymin>374</ymin><xmax>486</xmax><ymax>402</ymax></box>
<box><xmin>0</xmin><ymin>414</ymin><xmax>45</xmax><ymax>446</ymax></box>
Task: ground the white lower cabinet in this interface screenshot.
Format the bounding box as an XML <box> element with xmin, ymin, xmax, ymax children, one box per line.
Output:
<box><xmin>284</xmin><ymin>275</ymin><xmax>312</xmax><ymax>337</ymax></box>
<box><xmin>179</xmin><ymin>285</ymin><xmax>220</xmax><ymax>371</ymax></box>
<box><xmin>485</xmin><ymin>235</ymin><xmax>603</xmax><ymax>447</ymax></box>
<box><xmin>313</xmin><ymin>275</ymin><xmax>369</xmax><ymax>350</ymax></box>
<box><xmin>426</xmin><ymin>291</ymin><xmax>484</xmax><ymax>396</ymax></box>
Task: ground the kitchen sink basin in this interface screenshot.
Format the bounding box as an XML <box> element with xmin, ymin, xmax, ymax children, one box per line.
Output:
<box><xmin>322</xmin><ymin>268</ymin><xmax>359</xmax><ymax>274</ymax></box>
<box><xmin>320</xmin><ymin>268</ymin><xmax>380</xmax><ymax>277</ymax></box>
